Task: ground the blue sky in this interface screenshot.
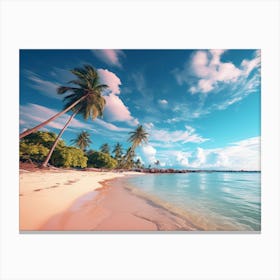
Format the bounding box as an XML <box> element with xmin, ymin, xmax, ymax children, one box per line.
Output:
<box><xmin>20</xmin><ymin>49</ymin><xmax>261</xmax><ymax>170</ymax></box>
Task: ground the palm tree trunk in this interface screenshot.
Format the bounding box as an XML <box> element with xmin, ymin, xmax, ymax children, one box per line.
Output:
<box><xmin>41</xmin><ymin>110</ymin><xmax>78</xmax><ymax>168</ymax></box>
<box><xmin>19</xmin><ymin>95</ymin><xmax>87</xmax><ymax>139</ymax></box>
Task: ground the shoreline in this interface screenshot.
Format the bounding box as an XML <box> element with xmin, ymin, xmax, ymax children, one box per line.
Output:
<box><xmin>39</xmin><ymin>177</ymin><xmax>200</xmax><ymax>231</ymax></box>
<box><xmin>19</xmin><ymin>169</ymin><xmax>259</xmax><ymax>231</ymax></box>
<box><xmin>20</xmin><ymin>169</ymin><xmax>201</xmax><ymax>231</ymax></box>
<box><xmin>19</xmin><ymin>169</ymin><xmax>141</xmax><ymax>230</ymax></box>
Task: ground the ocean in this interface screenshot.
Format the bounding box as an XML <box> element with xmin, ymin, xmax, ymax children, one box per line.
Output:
<box><xmin>119</xmin><ymin>172</ymin><xmax>261</xmax><ymax>231</ymax></box>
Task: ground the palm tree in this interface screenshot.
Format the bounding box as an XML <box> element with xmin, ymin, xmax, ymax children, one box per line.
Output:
<box><xmin>128</xmin><ymin>125</ymin><xmax>149</xmax><ymax>151</ymax></box>
<box><xmin>20</xmin><ymin>65</ymin><xmax>107</xmax><ymax>139</ymax></box>
<box><xmin>71</xmin><ymin>131</ymin><xmax>92</xmax><ymax>152</ymax></box>
<box><xmin>100</xmin><ymin>143</ymin><xmax>110</xmax><ymax>154</ymax></box>
<box><xmin>122</xmin><ymin>125</ymin><xmax>149</xmax><ymax>169</ymax></box>
<box><xmin>135</xmin><ymin>158</ymin><xmax>143</xmax><ymax>169</ymax></box>
<box><xmin>154</xmin><ymin>160</ymin><xmax>160</xmax><ymax>168</ymax></box>
<box><xmin>124</xmin><ymin>147</ymin><xmax>136</xmax><ymax>169</ymax></box>
<box><xmin>113</xmin><ymin>142</ymin><xmax>123</xmax><ymax>159</ymax></box>
<box><xmin>41</xmin><ymin>65</ymin><xmax>107</xmax><ymax>167</ymax></box>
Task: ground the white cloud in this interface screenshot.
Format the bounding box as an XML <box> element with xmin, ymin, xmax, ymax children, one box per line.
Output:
<box><xmin>165</xmin><ymin>117</ymin><xmax>180</xmax><ymax>124</ymax></box>
<box><xmin>173</xmin><ymin>151</ymin><xmax>191</xmax><ymax>167</ymax></box>
<box><xmin>97</xmin><ymin>69</ymin><xmax>139</xmax><ymax>126</ymax></box>
<box><xmin>189</xmin><ymin>50</ymin><xmax>242</xmax><ymax>93</ymax></box>
<box><xmin>92</xmin><ymin>118</ymin><xmax>130</xmax><ymax>132</ymax></box>
<box><xmin>174</xmin><ymin>49</ymin><xmax>260</xmax><ymax>95</ymax></box>
<box><xmin>20</xmin><ymin>103</ymin><xmax>130</xmax><ymax>134</ymax></box>
<box><xmin>24</xmin><ymin>70</ymin><xmax>61</xmax><ymax>100</ymax></box>
<box><xmin>20</xmin><ymin>103</ymin><xmax>96</xmax><ymax>132</ymax></box>
<box><xmin>144</xmin><ymin>122</ymin><xmax>154</xmax><ymax>129</ymax></box>
<box><xmin>149</xmin><ymin>126</ymin><xmax>208</xmax><ymax>144</ymax></box>
<box><xmin>158</xmin><ymin>99</ymin><xmax>168</xmax><ymax>105</ymax></box>
<box><xmin>97</xmin><ymin>69</ymin><xmax>121</xmax><ymax>95</ymax></box>
<box><xmin>171</xmin><ymin>50</ymin><xmax>261</xmax><ymax>120</ymax></box>
<box><xmin>141</xmin><ymin>144</ymin><xmax>157</xmax><ymax>164</ymax></box>
<box><xmin>168</xmin><ymin>137</ymin><xmax>260</xmax><ymax>170</ymax></box>
<box><xmin>92</xmin><ymin>49</ymin><xmax>124</xmax><ymax>67</ymax></box>
<box><xmin>241</xmin><ymin>50</ymin><xmax>261</xmax><ymax>76</ymax></box>
<box><xmin>211</xmin><ymin>137</ymin><xmax>260</xmax><ymax>170</ymax></box>
<box><xmin>103</xmin><ymin>94</ymin><xmax>139</xmax><ymax>125</ymax></box>
<box><xmin>190</xmin><ymin>147</ymin><xmax>207</xmax><ymax>168</ymax></box>
<box><xmin>197</xmin><ymin>79</ymin><xmax>215</xmax><ymax>93</ymax></box>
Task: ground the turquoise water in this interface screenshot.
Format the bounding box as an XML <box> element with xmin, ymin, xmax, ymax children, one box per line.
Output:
<box><xmin>123</xmin><ymin>172</ymin><xmax>261</xmax><ymax>231</ymax></box>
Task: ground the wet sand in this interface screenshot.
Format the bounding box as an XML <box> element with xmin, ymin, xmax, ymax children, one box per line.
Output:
<box><xmin>39</xmin><ymin>179</ymin><xmax>200</xmax><ymax>231</ymax></box>
<box><xmin>20</xmin><ymin>169</ymin><xmax>200</xmax><ymax>231</ymax></box>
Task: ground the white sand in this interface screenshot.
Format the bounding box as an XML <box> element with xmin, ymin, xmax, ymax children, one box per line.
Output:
<box><xmin>19</xmin><ymin>170</ymin><xmax>138</xmax><ymax>230</ymax></box>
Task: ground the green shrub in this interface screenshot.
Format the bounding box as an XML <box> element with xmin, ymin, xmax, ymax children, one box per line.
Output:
<box><xmin>20</xmin><ymin>142</ymin><xmax>49</xmax><ymax>162</ymax></box>
<box><xmin>87</xmin><ymin>151</ymin><xmax>117</xmax><ymax>169</ymax></box>
<box><xmin>21</xmin><ymin>131</ymin><xmax>65</xmax><ymax>149</ymax></box>
<box><xmin>50</xmin><ymin>146</ymin><xmax>87</xmax><ymax>168</ymax></box>
<box><xmin>20</xmin><ymin>131</ymin><xmax>87</xmax><ymax>168</ymax></box>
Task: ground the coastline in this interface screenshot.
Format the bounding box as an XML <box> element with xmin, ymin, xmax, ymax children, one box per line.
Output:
<box><xmin>20</xmin><ymin>169</ymin><xmax>202</xmax><ymax>231</ymax></box>
<box><xmin>20</xmin><ymin>169</ymin><xmax>260</xmax><ymax>231</ymax></box>
<box><xmin>19</xmin><ymin>169</ymin><xmax>140</xmax><ymax>230</ymax></box>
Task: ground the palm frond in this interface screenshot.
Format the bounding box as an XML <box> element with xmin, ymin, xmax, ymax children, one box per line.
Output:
<box><xmin>57</xmin><ymin>86</ymin><xmax>81</xmax><ymax>94</ymax></box>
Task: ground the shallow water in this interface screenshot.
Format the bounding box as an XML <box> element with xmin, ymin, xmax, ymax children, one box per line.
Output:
<box><xmin>118</xmin><ymin>172</ymin><xmax>261</xmax><ymax>231</ymax></box>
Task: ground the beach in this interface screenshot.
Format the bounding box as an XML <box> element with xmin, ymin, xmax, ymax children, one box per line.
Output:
<box><xmin>19</xmin><ymin>168</ymin><xmax>197</xmax><ymax>231</ymax></box>
<box><xmin>19</xmin><ymin>168</ymin><xmax>132</xmax><ymax>230</ymax></box>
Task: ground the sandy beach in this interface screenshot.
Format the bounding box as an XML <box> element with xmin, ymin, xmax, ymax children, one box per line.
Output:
<box><xmin>19</xmin><ymin>168</ymin><xmax>198</xmax><ymax>231</ymax></box>
<box><xmin>19</xmin><ymin>169</ymin><xmax>132</xmax><ymax>230</ymax></box>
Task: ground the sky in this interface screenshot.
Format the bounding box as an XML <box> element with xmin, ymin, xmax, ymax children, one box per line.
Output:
<box><xmin>20</xmin><ymin>49</ymin><xmax>261</xmax><ymax>170</ymax></box>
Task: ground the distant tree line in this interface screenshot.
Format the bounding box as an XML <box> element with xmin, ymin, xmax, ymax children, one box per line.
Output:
<box><xmin>20</xmin><ymin>127</ymin><xmax>148</xmax><ymax>169</ymax></box>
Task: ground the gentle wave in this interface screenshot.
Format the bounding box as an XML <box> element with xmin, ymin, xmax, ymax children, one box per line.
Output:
<box><xmin>115</xmin><ymin>172</ymin><xmax>261</xmax><ymax>231</ymax></box>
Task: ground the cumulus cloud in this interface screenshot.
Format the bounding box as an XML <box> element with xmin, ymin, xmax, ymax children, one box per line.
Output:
<box><xmin>189</xmin><ymin>50</ymin><xmax>242</xmax><ymax>93</ymax></box>
<box><xmin>174</xmin><ymin>49</ymin><xmax>260</xmax><ymax>94</ymax></box>
<box><xmin>97</xmin><ymin>69</ymin><xmax>139</xmax><ymax>126</ymax></box>
<box><xmin>97</xmin><ymin>69</ymin><xmax>121</xmax><ymax>95</ymax></box>
<box><xmin>173</xmin><ymin>151</ymin><xmax>191</xmax><ymax>167</ymax></box>
<box><xmin>103</xmin><ymin>94</ymin><xmax>139</xmax><ymax>126</ymax></box>
<box><xmin>92</xmin><ymin>49</ymin><xmax>124</xmax><ymax>67</ymax></box>
<box><xmin>167</xmin><ymin>137</ymin><xmax>260</xmax><ymax>170</ymax></box>
<box><xmin>141</xmin><ymin>144</ymin><xmax>157</xmax><ymax>164</ymax></box>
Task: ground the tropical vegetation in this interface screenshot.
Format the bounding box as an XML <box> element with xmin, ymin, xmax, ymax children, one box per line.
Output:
<box><xmin>71</xmin><ymin>131</ymin><xmax>92</xmax><ymax>152</ymax></box>
<box><xmin>20</xmin><ymin>64</ymin><xmax>152</xmax><ymax>170</ymax></box>
<box><xmin>39</xmin><ymin>65</ymin><xmax>107</xmax><ymax>167</ymax></box>
<box><xmin>99</xmin><ymin>143</ymin><xmax>110</xmax><ymax>154</ymax></box>
<box><xmin>87</xmin><ymin>150</ymin><xmax>117</xmax><ymax>169</ymax></box>
<box><xmin>20</xmin><ymin>131</ymin><xmax>87</xmax><ymax>168</ymax></box>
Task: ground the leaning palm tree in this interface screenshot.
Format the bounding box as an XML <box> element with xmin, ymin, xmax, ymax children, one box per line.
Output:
<box><xmin>41</xmin><ymin>65</ymin><xmax>107</xmax><ymax>167</ymax></box>
<box><xmin>128</xmin><ymin>125</ymin><xmax>149</xmax><ymax>151</ymax></box>
<box><xmin>71</xmin><ymin>131</ymin><xmax>92</xmax><ymax>152</ymax></box>
<box><xmin>125</xmin><ymin>147</ymin><xmax>136</xmax><ymax>169</ymax></box>
<box><xmin>19</xmin><ymin>65</ymin><xmax>107</xmax><ymax>139</ymax></box>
